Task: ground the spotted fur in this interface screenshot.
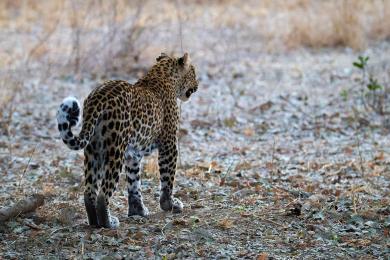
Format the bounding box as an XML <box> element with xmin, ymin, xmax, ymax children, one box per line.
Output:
<box><xmin>56</xmin><ymin>53</ymin><xmax>198</xmax><ymax>228</ymax></box>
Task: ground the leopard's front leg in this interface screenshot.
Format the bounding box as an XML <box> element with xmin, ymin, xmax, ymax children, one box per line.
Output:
<box><xmin>158</xmin><ymin>142</ymin><xmax>183</xmax><ymax>213</ymax></box>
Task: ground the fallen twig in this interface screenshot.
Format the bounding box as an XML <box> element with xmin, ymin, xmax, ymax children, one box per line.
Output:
<box><xmin>161</xmin><ymin>221</ymin><xmax>172</xmax><ymax>238</ymax></box>
<box><xmin>258</xmin><ymin>216</ymin><xmax>287</xmax><ymax>228</ymax></box>
<box><xmin>25</xmin><ymin>221</ymin><xmax>43</xmax><ymax>230</ymax></box>
<box><xmin>18</xmin><ymin>143</ymin><xmax>38</xmax><ymax>189</ymax></box>
<box><xmin>0</xmin><ymin>194</ymin><xmax>45</xmax><ymax>223</ymax></box>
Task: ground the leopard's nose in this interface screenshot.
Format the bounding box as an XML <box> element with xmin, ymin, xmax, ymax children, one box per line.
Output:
<box><xmin>185</xmin><ymin>89</ymin><xmax>193</xmax><ymax>98</ymax></box>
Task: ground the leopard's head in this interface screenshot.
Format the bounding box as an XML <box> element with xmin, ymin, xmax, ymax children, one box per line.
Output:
<box><xmin>177</xmin><ymin>62</ymin><xmax>198</xmax><ymax>102</ymax></box>
<box><xmin>155</xmin><ymin>52</ymin><xmax>199</xmax><ymax>102</ymax></box>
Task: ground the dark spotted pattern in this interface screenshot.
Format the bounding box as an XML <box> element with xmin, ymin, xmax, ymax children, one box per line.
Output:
<box><xmin>57</xmin><ymin>53</ymin><xmax>198</xmax><ymax>228</ymax></box>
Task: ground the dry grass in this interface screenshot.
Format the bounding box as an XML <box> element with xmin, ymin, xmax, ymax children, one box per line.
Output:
<box><xmin>275</xmin><ymin>0</ymin><xmax>390</xmax><ymax>50</ymax></box>
<box><xmin>0</xmin><ymin>0</ymin><xmax>389</xmax><ymax>77</ymax></box>
<box><xmin>205</xmin><ymin>0</ymin><xmax>390</xmax><ymax>50</ymax></box>
<box><xmin>0</xmin><ymin>0</ymin><xmax>155</xmax><ymax>76</ymax></box>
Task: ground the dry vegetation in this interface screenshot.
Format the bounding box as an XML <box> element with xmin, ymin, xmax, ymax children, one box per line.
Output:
<box><xmin>0</xmin><ymin>0</ymin><xmax>389</xmax><ymax>76</ymax></box>
<box><xmin>259</xmin><ymin>0</ymin><xmax>390</xmax><ymax>50</ymax></box>
<box><xmin>0</xmin><ymin>0</ymin><xmax>390</xmax><ymax>259</ymax></box>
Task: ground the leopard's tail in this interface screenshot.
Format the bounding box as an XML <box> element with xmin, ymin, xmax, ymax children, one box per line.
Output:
<box><xmin>56</xmin><ymin>96</ymin><xmax>91</xmax><ymax>150</ymax></box>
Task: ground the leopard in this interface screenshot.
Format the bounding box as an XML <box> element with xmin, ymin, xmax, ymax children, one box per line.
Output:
<box><xmin>56</xmin><ymin>53</ymin><xmax>198</xmax><ymax>228</ymax></box>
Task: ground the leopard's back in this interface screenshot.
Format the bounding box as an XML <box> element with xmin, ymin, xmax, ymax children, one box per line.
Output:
<box><xmin>82</xmin><ymin>80</ymin><xmax>164</xmax><ymax>151</ymax></box>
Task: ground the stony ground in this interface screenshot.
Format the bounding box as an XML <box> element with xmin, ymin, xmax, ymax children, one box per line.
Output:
<box><xmin>1</xmin><ymin>1</ymin><xmax>390</xmax><ymax>259</ymax></box>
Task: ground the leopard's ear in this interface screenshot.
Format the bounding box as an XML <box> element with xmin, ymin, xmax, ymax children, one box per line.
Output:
<box><xmin>156</xmin><ymin>53</ymin><xmax>168</xmax><ymax>61</ymax></box>
<box><xmin>178</xmin><ymin>53</ymin><xmax>190</xmax><ymax>69</ymax></box>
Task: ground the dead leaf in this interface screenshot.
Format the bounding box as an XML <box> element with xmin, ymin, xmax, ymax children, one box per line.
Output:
<box><xmin>344</xmin><ymin>238</ymin><xmax>372</xmax><ymax>247</ymax></box>
<box><xmin>100</xmin><ymin>229</ymin><xmax>119</xmax><ymax>238</ymax></box>
<box><xmin>265</xmin><ymin>162</ymin><xmax>274</xmax><ymax>170</ymax></box>
<box><xmin>343</xmin><ymin>147</ymin><xmax>354</xmax><ymax>155</ymax></box>
<box><xmin>234</xmin><ymin>161</ymin><xmax>252</xmax><ymax>171</ymax></box>
<box><xmin>172</xmin><ymin>219</ymin><xmax>188</xmax><ymax>226</ymax></box>
<box><xmin>374</xmin><ymin>151</ymin><xmax>384</xmax><ymax>161</ymax></box>
<box><xmin>240</xmin><ymin>212</ymin><xmax>252</xmax><ymax>218</ymax></box>
<box><xmin>209</xmin><ymin>161</ymin><xmax>218</xmax><ymax>169</ymax></box>
<box><xmin>190</xmin><ymin>119</ymin><xmax>212</xmax><ymax>129</ymax></box>
<box><xmin>250</xmin><ymin>101</ymin><xmax>273</xmax><ymax>112</ymax></box>
<box><xmin>217</xmin><ymin>218</ymin><xmax>234</xmax><ymax>230</ymax></box>
<box><xmin>308</xmin><ymin>161</ymin><xmax>321</xmax><ymax>171</ymax></box>
<box><xmin>208</xmin><ymin>161</ymin><xmax>222</xmax><ymax>174</ymax></box>
<box><xmin>243</xmin><ymin>127</ymin><xmax>255</xmax><ymax>137</ymax></box>
<box><xmin>256</xmin><ymin>252</ymin><xmax>268</xmax><ymax>260</ymax></box>
<box><xmin>144</xmin><ymin>246</ymin><xmax>154</xmax><ymax>258</ymax></box>
<box><xmin>178</xmin><ymin>128</ymin><xmax>188</xmax><ymax>139</ymax></box>
<box><xmin>133</xmin><ymin>231</ymin><xmax>145</xmax><ymax>241</ymax></box>
<box><xmin>226</xmin><ymin>179</ymin><xmax>240</xmax><ymax>187</ymax></box>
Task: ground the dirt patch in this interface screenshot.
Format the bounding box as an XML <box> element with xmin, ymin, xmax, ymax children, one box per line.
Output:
<box><xmin>0</xmin><ymin>1</ymin><xmax>390</xmax><ymax>259</ymax></box>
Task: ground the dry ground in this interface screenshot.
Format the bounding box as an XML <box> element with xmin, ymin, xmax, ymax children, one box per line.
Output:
<box><xmin>0</xmin><ymin>1</ymin><xmax>390</xmax><ymax>259</ymax></box>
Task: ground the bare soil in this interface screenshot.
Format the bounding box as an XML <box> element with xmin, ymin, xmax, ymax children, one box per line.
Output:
<box><xmin>0</xmin><ymin>1</ymin><xmax>390</xmax><ymax>259</ymax></box>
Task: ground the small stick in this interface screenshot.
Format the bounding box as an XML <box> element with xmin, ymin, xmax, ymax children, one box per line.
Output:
<box><xmin>351</xmin><ymin>185</ymin><xmax>358</xmax><ymax>214</ymax></box>
<box><xmin>18</xmin><ymin>143</ymin><xmax>38</xmax><ymax>189</ymax></box>
<box><xmin>258</xmin><ymin>216</ymin><xmax>287</xmax><ymax>228</ymax></box>
<box><xmin>25</xmin><ymin>221</ymin><xmax>43</xmax><ymax>230</ymax></box>
<box><xmin>161</xmin><ymin>221</ymin><xmax>172</xmax><ymax>238</ymax></box>
<box><xmin>355</xmin><ymin>135</ymin><xmax>365</xmax><ymax>177</ymax></box>
<box><xmin>270</xmin><ymin>137</ymin><xmax>277</xmax><ymax>175</ymax></box>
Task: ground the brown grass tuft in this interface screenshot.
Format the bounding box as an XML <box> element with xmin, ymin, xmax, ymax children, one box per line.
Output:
<box><xmin>260</xmin><ymin>0</ymin><xmax>390</xmax><ymax>50</ymax></box>
<box><xmin>212</xmin><ymin>0</ymin><xmax>390</xmax><ymax>51</ymax></box>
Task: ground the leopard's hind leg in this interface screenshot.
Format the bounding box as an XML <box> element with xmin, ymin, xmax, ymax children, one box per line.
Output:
<box><xmin>125</xmin><ymin>155</ymin><xmax>149</xmax><ymax>217</ymax></box>
<box><xmin>83</xmin><ymin>143</ymin><xmax>100</xmax><ymax>227</ymax></box>
<box><xmin>96</xmin><ymin>137</ymin><xmax>124</xmax><ymax>228</ymax></box>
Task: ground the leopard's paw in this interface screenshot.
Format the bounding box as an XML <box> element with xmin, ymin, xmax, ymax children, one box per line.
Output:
<box><xmin>160</xmin><ymin>195</ymin><xmax>183</xmax><ymax>213</ymax></box>
<box><xmin>128</xmin><ymin>196</ymin><xmax>149</xmax><ymax>217</ymax></box>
